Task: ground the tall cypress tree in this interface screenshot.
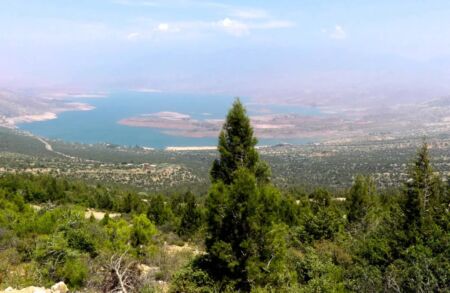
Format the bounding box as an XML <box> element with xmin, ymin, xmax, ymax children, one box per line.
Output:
<box><xmin>403</xmin><ymin>142</ymin><xmax>434</xmax><ymax>239</ymax></box>
<box><xmin>210</xmin><ymin>98</ymin><xmax>270</xmax><ymax>184</ymax></box>
<box><xmin>204</xmin><ymin>100</ymin><xmax>290</xmax><ymax>291</ymax></box>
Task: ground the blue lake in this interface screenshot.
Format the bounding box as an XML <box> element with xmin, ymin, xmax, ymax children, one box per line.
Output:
<box><xmin>20</xmin><ymin>92</ymin><xmax>319</xmax><ymax>149</ymax></box>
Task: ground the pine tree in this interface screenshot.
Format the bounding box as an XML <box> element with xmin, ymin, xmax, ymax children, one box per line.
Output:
<box><xmin>205</xmin><ymin>170</ymin><xmax>289</xmax><ymax>290</ymax></box>
<box><xmin>147</xmin><ymin>194</ymin><xmax>173</xmax><ymax>225</ymax></box>
<box><xmin>210</xmin><ymin>98</ymin><xmax>270</xmax><ymax>184</ymax></box>
<box><xmin>403</xmin><ymin>142</ymin><xmax>435</xmax><ymax>239</ymax></box>
<box><xmin>347</xmin><ymin>175</ymin><xmax>375</xmax><ymax>223</ymax></box>
<box><xmin>204</xmin><ymin>100</ymin><xmax>290</xmax><ymax>291</ymax></box>
<box><xmin>131</xmin><ymin>214</ymin><xmax>157</xmax><ymax>247</ymax></box>
<box><xmin>178</xmin><ymin>191</ymin><xmax>203</xmax><ymax>237</ymax></box>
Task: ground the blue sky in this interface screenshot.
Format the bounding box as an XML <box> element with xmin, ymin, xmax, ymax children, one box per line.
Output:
<box><xmin>1</xmin><ymin>0</ymin><xmax>450</xmax><ymax>103</ymax></box>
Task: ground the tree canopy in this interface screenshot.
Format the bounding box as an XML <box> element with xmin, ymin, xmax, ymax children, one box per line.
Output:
<box><xmin>210</xmin><ymin>98</ymin><xmax>270</xmax><ymax>184</ymax></box>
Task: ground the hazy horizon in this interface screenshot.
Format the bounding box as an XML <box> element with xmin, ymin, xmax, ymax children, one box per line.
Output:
<box><xmin>2</xmin><ymin>1</ymin><xmax>450</xmax><ymax>104</ymax></box>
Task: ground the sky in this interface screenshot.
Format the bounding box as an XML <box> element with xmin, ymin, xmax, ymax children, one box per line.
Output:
<box><xmin>1</xmin><ymin>0</ymin><xmax>450</xmax><ymax>104</ymax></box>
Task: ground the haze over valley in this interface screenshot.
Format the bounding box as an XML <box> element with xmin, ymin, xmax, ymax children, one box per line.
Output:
<box><xmin>2</xmin><ymin>1</ymin><xmax>450</xmax><ymax>148</ymax></box>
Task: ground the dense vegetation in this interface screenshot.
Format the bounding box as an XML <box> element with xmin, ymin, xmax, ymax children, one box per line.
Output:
<box><xmin>0</xmin><ymin>101</ymin><xmax>449</xmax><ymax>292</ymax></box>
<box><xmin>3</xmin><ymin>126</ymin><xmax>450</xmax><ymax>192</ymax></box>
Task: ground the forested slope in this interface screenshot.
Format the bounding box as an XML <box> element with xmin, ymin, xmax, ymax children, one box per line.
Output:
<box><xmin>0</xmin><ymin>101</ymin><xmax>448</xmax><ymax>292</ymax></box>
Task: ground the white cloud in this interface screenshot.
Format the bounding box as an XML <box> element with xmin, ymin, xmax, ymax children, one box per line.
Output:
<box><xmin>153</xmin><ymin>23</ymin><xmax>180</xmax><ymax>33</ymax></box>
<box><xmin>217</xmin><ymin>18</ymin><xmax>249</xmax><ymax>36</ymax></box>
<box><xmin>127</xmin><ymin>32</ymin><xmax>141</xmax><ymax>39</ymax></box>
<box><xmin>157</xmin><ymin>23</ymin><xmax>169</xmax><ymax>32</ymax></box>
<box><xmin>132</xmin><ymin>88</ymin><xmax>162</xmax><ymax>93</ymax></box>
<box><xmin>329</xmin><ymin>25</ymin><xmax>347</xmax><ymax>40</ymax></box>
<box><xmin>215</xmin><ymin>18</ymin><xmax>293</xmax><ymax>37</ymax></box>
<box><xmin>116</xmin><ymin>1</ymin><xmax>294</xmax><ymax>38</ymax></box>
<box><xmin>126</xmin><ymin>17</ymin><xmax>294</xmax><ymax>40</ymax></box>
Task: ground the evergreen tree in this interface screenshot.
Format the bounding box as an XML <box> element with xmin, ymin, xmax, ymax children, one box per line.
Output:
<box><xmin>204</xmin><ymin>101</ymin><xmax>290</xmax><ymax>291</ymax></box>
<box><xmin>147</xmin><ymin>194</ymin><xmax>173</xmax><ymax>226</ymax></box>
<box><xmin>210</xmin><ymin>98</ymin><xmax>270</xmax><ymax>184</ymax></box>
<box><xmin>121</xmin><ymin>192</ymin><xmax>141</xmax><ymax>213</ymax></box>
<box><xmin>131</xmin><ymin>214</ymin><xmax>157</xmax><ymax>247</ymax></box>
<box><xmin>205</xmin><ymin>169</ymin><xmax>290</xmax><ymax>290</ymax></box>
<box><xmin>178</xmin><ymin>191</ymin><xmax>203</xmax><ymax>237</ymax></box>
<box><xmin>347</xmin><ymin>175</ymin><xmax>375</xmax><ymax>223</ymax></box>
<box><xmin>403</xmin><ymin>142</ymin><xmax>436</xmax><ymax>240</ymax></box>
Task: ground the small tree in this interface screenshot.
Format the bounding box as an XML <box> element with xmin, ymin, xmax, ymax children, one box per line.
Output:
<box><xmin>347</xmin><ymin>175</ymin><xmax>375</xmax><ymax>223</ymax></box>
<box><xmin>147</xmin><ymin>194</ymin><xmax>173</xmax><ymax>226</ymax></box>
<box><xmin>403</xmin><ymin>142</ymin><xmax>437</xmax><ymax>241</ymax></box>
<box><xmin>178</xmin><ymin>191</ymin><xmax>203</xmax><ymax>237</ymax></box>
<box><xmin>131</xmin><ymin>214</ymin><xmax>157</xmax><ymax>247</ymax></box>
<box><xmin>210</xmin><ymin>99</ymin><xmax>270</xmax><ymax>184</ymax></box>
<box><xmin>412</xmin><ymin>144</ymin><xmax>449</xmax><ymax>232</ymax></box>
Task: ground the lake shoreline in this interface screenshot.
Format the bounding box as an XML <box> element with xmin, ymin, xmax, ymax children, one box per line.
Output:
<box><xmin>17</xmin><ymin>92</ymin><xmax>319</xmax><ymax>148</ymax></box>
<box><xmin>3</xmin><ymin>101</ymin><xmax>96</xmax><ymax>129</ymax></box>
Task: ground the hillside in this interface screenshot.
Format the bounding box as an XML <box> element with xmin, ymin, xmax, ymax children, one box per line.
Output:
<box><xmin>2</xmin><ymin>126</ymin><xmax>450</xmax><ymax>192</ymax></box>
<box><xmin>0</xmin><ymin>90</ymin><xmax>95</xmax><ymax>128</ymax></box>
<box><xmin>0</xmin><ymin>101</ymin><xmax>449</xmax><ymax>292</ymax></box>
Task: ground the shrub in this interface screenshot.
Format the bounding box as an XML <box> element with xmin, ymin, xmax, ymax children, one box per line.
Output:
<box><xmin>58</xmin><ymin>256</ymin><xmax>89</xmax><ymax>288</ymax></box>
<box><xmin>169</xmin><ymin>265</ymin><xmax>217</xmax><ymax>293</ymax></box>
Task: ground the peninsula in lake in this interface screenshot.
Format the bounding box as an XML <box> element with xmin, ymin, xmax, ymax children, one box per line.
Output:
<box><xmin>118</xmin><ymin>96</ymin><xmax>450</xmax><ymax>143</ymax></box>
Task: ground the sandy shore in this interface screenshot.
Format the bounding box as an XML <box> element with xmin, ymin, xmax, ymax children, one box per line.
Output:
<box><xmin>63</xmin><ymin>102</ymin><xmax>96</xmax><ymax>111</ymax></box>
<box><xmin>4</xmin><ymin>102</ymin><xmax>95</xmax><ymax>127</ymax></box>
<box><xmin>165</xmin><ymin>146</ymin><xmax>217</xmax><ymax>151</ymax></box>
<box><xmin>7</xmin><ymin>112</ymin><xmax>58</xmax><ymax>124</ymax></box>
<box><xmin>45</xmin><ymin>92</ymin><xmax>107</xmax><ymax>99</ymax></box>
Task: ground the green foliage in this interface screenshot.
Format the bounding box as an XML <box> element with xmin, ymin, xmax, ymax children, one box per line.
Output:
<box><xmin>385</xmin><ymin>245</ymin><xmax>449</xmax><ymax>292</ymax></box>
<box><xmin>169</xmin><ymin>265</ymin><xmax>217</xmax><ymax>293</ymax></box>
<box><xmin>131</xmin><ymin>214</ymin><xmax>158</xmax><ymax>247</ymax></box>
<box><xmin>0</xmin><ymin>173</ymin><xmax>146</xmax><ymax>214</ymax></box>
<box><xmin>58</xmin><ymin>256</ymin><xmax>89</xmax><ymax>288</ymax></box>
<box><xmin>298</xmin><ymin>208</ymin><xmax>343</xmax><ymax>243</ymax></box>
<box><xmin>347</xmin><ymin>175</ymin><xmax>375</xmax><ymax>223</ymax></box>
<box><xmin>403</xmin><ymin>142</ymin><xmax>434</xmax><ymax>235</ymax></box>
<box><xmin>0</xmin><ymin>134</ymin><xmax>449</xmax><ymax>292</ymax></box>
<box><xmin>344</xmin><ymin>264</ymin><xmax>383</xmax><ymax>292</ymax></box>
<box><xmin>121</xmin><ymin>192</ymin><xmax>144</xmax><ymax>214</ymax></box>
<box><xmin>309</xmin><ymin>188</ymin><xmax>332</xmax><ymax>208</ymax></box>
<box><xmin>147</xmin><ymin>194</ymin><xmax>174</xmax><ymax>226</ymax></box>
<box><xmin>203</xmin><ymin>100</ymin><xmax>292</xmax><ymax>291</ymax></box>
<box><xmin>105</xmin><ymin>218</ymin><xmax>132</xmax><ymax>252</ymax></box>
<box><xmin>399</xmin><ymin>142</ymin><xmax>450</xmax><ymax>261</ymax></box>
<box><xmin>178</xmin><ymin>192</ymin><xmax>203</xmax><ymax>238</ymax></box>
<box><xmin>210</xmin><ymin>99</ymin><xmax>270</xmax><ymax>184</ymax></box>
<box><xmin>291</xmin><ymin>190</ymin><xmax>345</xmax><ymax>244</ymax></box>
<box><xmin>205</xmin><ymin>168</ymin><xmax>291</xmax><ymax>291</ymax></box>
<box><xmin>66</xmin><ymin>228</ymin><xmax>97</xmax><ymax>257</ymax></box>
<box><xmin>292</xmin><ymin>247</ymin><xmax>346</xmax><ymax>292</ymax></box>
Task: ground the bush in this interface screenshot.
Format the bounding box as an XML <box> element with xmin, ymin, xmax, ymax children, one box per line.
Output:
<box><xmin>292</xmin><ymin>246</ymin><xmax>345</xmax><ymax>291</ymax></box>
<box><xmin>131</xmin><ymin>214</ymin><xmax>158</xmax><ymax>248</ymax></box>
<box><xmin>169</xmin><ymin>265</ymin><xmax>217</xmax><ymax>293</ymax></box>
<box><xmin>58</xmin><ymin>256</ymin><xmax>89</xmax><ymax>288</ymax></box>
<box><xmin>67</xmin><ymin>229</ymin><xmax>97</xmax><ymax>257</ymax></box>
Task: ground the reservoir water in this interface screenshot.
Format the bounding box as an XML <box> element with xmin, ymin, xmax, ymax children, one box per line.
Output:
<box><xmin>20</xmin><ymin>92</ymin><xmax>319</xmax><ymax>149</ymax></box>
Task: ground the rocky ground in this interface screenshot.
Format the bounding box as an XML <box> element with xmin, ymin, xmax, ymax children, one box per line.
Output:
<box><xmin>1</xmin><ymin>282</ymin><xmax>68</xmax><ymax>293</ymax></box>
